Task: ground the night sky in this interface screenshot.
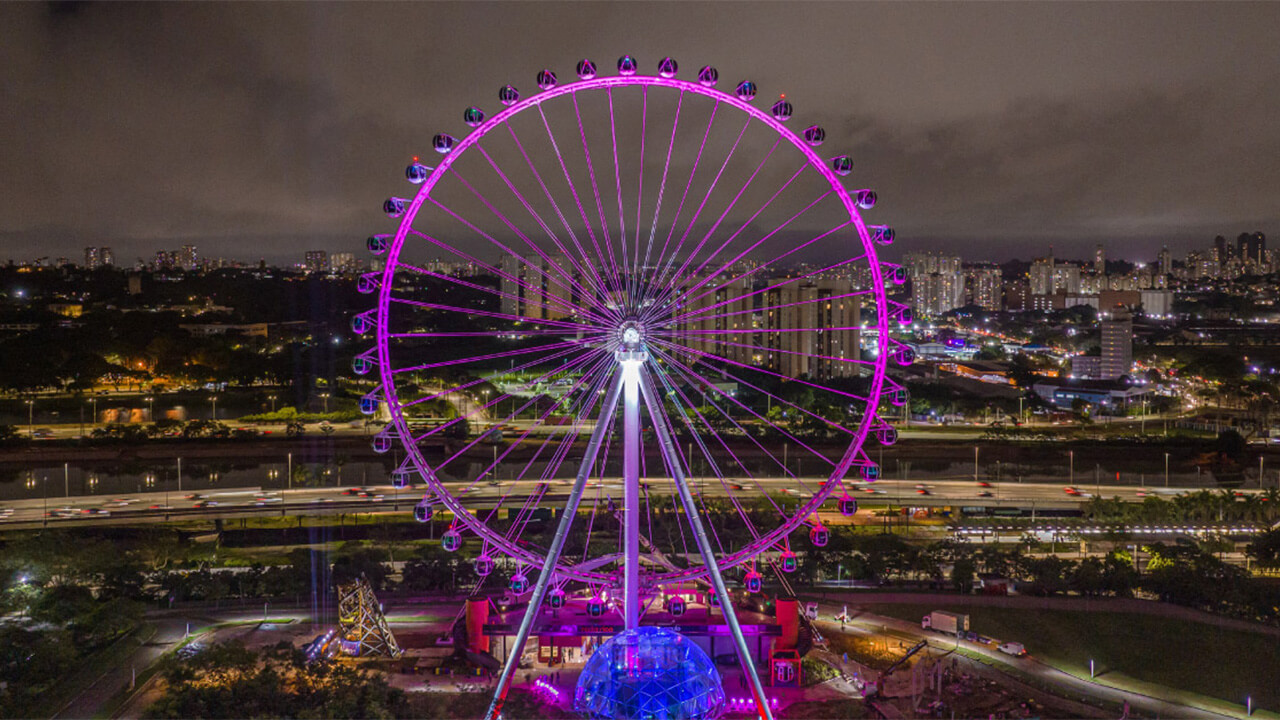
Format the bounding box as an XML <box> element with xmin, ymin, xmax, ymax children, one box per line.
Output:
<box><xmin>2</xmin><ymin>2</ymin><xmax>1278</xmax><ymax>265</ymax></box>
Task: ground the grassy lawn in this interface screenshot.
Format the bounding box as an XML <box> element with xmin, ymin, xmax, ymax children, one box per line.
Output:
<box><xmin>864</xmin><ymin>603</ymin><xmax>1280</xmax><ymax>710</ymax></box>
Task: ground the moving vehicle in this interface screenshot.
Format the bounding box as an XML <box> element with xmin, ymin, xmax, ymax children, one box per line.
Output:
<box><xmin>997</xmin><ymin>641</ymin><xmax>1026</xmax><ymax>657</ymax></box>
<box><xmin>921</xmin><ymin>610</ymin><xmax>969</xmax><ymax>636</ymax></box>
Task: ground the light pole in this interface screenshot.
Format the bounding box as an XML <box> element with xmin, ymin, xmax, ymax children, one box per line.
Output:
<box><xmin>145</xmin><ymin>396</ymin><xmax>154</xmax><ymax>422</ymax></box>
<box><xmin>1089</xmin><ymin>659</ymin><xmax>1095</xmax><ymax>679</ymax></box>
<box><xmin>1165</xmin><ymin>452</ymin><xmax>1170</xmax><ymax>488</ymax></box>
<box><xmin>974</xmin><ymin>446</ymin><xmax>979</xmax><ymax>483</ymax></box>
<box><xmin>269</xmin><ymin>395</ymin><xmax>277</xmax><ymax>413</ymax></box>
<box><xmin>320</xmin><ymin>392</ymin><xmax>330</xmax><ymax>414</ymax></box>
<box><xmin>287</xmin><ymin>452</ymin><xmax>292</xmax><ymax>491</ymax></box>
<box><xmin>90</xmin><ymin>397</ymin><xmax>98</xmax><ymax>427</ymax></box>
<box><xmin>1069</xmin><ymin>450</ymin><xmax>1074</xmax><ymax>486</ymax></box>
<box><xmin>25</xmin><ymin>399</ymin><xmax>34</xmax><ymax>438</ymax></box>
<box><xmin>210</xmin><ymin>395</ymin><xmax>218</xmax><ymax>422</ymax></box>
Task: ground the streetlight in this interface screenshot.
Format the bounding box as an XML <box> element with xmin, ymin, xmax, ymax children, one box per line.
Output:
<box><xmin>320</xmin><ymin>392</ymin><xmax>330</xmax><ymax>414</ymax></box>
<box><xmin>89</xmin><ymin>397</ymin><xmax>98</xmax><ymax>427</ymax></box>
<box><xmin>1069</xmin><ymin>450</ymin><xmax>1074</xmax><ymax>486</ymax></box>
<box><xmin>25</xmin><ymin>399</ymin><xmax>34</xmax><ymax>438</ymax></box>
<box><xmin>973</xmin><ymin>446</ymin><xmax>979</xmax><ymax>483</ymax></box>
<box><xmin>268</xmin><ymin>395</ymin><xmax>277</xmax><ymax>413</ymax></box>
<box><xmin>210</xmin><ymin>395</ymin><xmax>218</xmax><ymax>421</ymax></box>
<box><xmin>1090</xmin><ymin>659</ymin><xmax>1095</xmax><ymax>679</ymax></box>
<box><xmin>145</xmin><ymin>396</ymin><xmax>154</xmax><ymax>422</ymax></box>
<box><xmin>1165</xmin><ymin>452</ymin><xmax>1170</xmax><ymax>488</ymax></box>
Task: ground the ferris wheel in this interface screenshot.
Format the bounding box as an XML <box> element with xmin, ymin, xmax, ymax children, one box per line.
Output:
<box><xmin>356</xmin><ymin>54</ymin><xmax>910</xmax><ymax>720</ymax></box>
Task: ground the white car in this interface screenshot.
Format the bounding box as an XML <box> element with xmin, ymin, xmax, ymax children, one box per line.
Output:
<box><xmin>997</xmin><ymin>641</ymin><xmax>1026</xmax><ymax>657</ymax></box>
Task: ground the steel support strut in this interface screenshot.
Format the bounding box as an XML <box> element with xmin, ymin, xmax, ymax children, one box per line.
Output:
<box><xmin>485</xmin><ymin>371</ymin><xmax>624</xmax><ymax>720</ymax></box>
<box><xmin>621</xmin><ymin>355</ymin><xmax>642</xmax><ymax>629</ymax></box>
<box><xmin>638</xmin><ymin>369</ymin><xmax>775</xmax><ymax>720</ymax></box>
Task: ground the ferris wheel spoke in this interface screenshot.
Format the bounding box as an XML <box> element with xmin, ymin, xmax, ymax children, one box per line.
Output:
<box><xmin>648</xmin><ymin>115</ymin><xmax>753</xmax><ymax>298</ymax></box>
<box><xmin>437</xmin><ymin>165</ymin><xmax>614</xmax><ymax>314</ymax></box>
<box><xmin>388</xmin><ymin>329</ymin><xmax>603</xmax><ymax>340</ymax></box>
<box><xmin>656</xmin><ymin>329</ymin><xmax>874</xmax><ymax>372</ymax></box>
<box><xmin>648</xmin><ymin>337</ymin><xmax>867</xmax><ymax>427</ymax></box>
<box><xmin>650</xmin><ymin>335</ymin><xmax>869</xmax><ymax>403</ymax></box>
<box><xmin>652</xmin><ymin>182</ymin><xmax>831</xmax><ymax>312</ymax></box>
<box><xmin>650</xmin><ymin>345</ymin><xmax>840</xmax><ymax>475</ymax></box>
<box><xmin>396</xmin><ymin>344</ymin><xmax>585</xmax><ymax>413</ymax></box>
<box><xmin>455</xmin><ymin>354</ymin><xmax>615</xmax><ymax>494</ymax></box>
<box><xmin>665</xmin><ymin>166</ymin><xmax>815</xmax><ymax>305</ymax></box>
<box><xmin>570</xmin><ymin>91</ymin><xmax>625</xmax><ymax>294</ymax></box>
<box><xmin>646</xmin><ymin>362</ymin><xmax>779</xmax><ymax>551</ymax></box>
<box><xmin>402</xmin><ymin>229</ymin><xmax>583</xmax><ymax>320</ymax></box>
<box><xmin>645</xmin><ymin>135</ymin><xmax>783</xmax><ymax>307</ymax></box>
<box><xmin>421</xmin><ymin>192</ymin><xmax>600</xmax><ymax>308</ymax></box>
<box><xmin>403</xmin><ymin>346</ymin><xmax>603</xmax><ymax>439</ymax></box>
<box><xmin>502</xmin><ymin>123</ymin><xmax>620</xmax><ymax>306</ymax></box>
<box><xmin>650</xmin><ymin>100</ymin><xmax>720</xmax><ymax>297</ymax></box>
<box><xmin>629</xmin><ymin>86</ymin><xmax>648</xmax><ymax>304</ymax></box>
<box><xmin>652</xmin><ymin>354</ymin><xmax>797</xmax><ymax>480</ymax></box>
<box><xmin>662</xmin><ymin>236</ymin><xmax>862</xmax><ymax>325</ymax></box>
<box><xmin>466</xmin><ymin>148</ymin><xmax>619</xmax><ymax>313</ymax></box>
<box><xmin>605</xmin><ymin>88</ymin><xmax>630</xmax><ymax>304</ymax></box>
<box><xmin>401</xmin><ymin>229</ymin><xmax>603</xmax><ymax>325</ymax></box>
<box><xmin>658</xmin><ymin>288</ymin><xmax>872</xmax><ymax>328</ymax></box>
<box><xmin>391</xmin><ymin>340</ymin><xmax>586</xmax><ymax>376</ymax></box>
<box><xmin>638</xmin><ymin>89</ymin><xmax>684</xmax><ymax>296</ymax></box>
<box><xmin>534</xmin><ymin>103</ymin><xmax>619</xmax><ymax>301</ymax></box>
<box><xmin>388</xmin><ymin>296</ymin><xmax>599</xmax><ymax>333</ymax></box>
<box><xmin>422</xmin><ymin>349</ymin><xmax>609</xmax><ymax>462</ymax></box>
<box><xmin>652</xmin><ymin>348</ymin><xmax>835</xmax><ymax>491</ymax></box>
<box><xmin>395</xmin><ymin>260</ymin><xmax>598</xmax><ymax>325</ymax></box>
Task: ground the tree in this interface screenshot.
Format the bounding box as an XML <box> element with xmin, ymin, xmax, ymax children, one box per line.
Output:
<box><xmin>950</xmin><ymin>557</ymin><xmax>975</xmax><ymax>594</ymax></box>
<box><xmin>1068</xmin><ymin>557</ymin><xmax>1106</xmax><ymax>597</ymax></box>
<box><xmin>146</xmin><ymin>641</ymin><xmax>408</xmax><ymax>719</ymax></box>
<box><xmin>1246</xmin><ymin>529</ymin><xmax>1280</xmax><ymax>567</ymax></box>
<box><xmin>331</xmin><ymin>547</ymin><xmax>391</xmax><ymax>591</ymax></box>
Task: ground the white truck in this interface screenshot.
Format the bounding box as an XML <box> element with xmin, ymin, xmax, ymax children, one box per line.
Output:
<box><xmin>921</xmin><ymin>610</ymin><xmax>970</xmax><ymax>636</ymax></box>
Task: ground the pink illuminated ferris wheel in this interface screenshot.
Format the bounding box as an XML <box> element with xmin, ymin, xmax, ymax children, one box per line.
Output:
<box><xmin>355</xmin><ymin>55</ymin><xmax>911</xmax><ymax>719</ymax></box>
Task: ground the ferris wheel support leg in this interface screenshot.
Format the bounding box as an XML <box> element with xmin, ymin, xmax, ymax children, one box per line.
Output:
<box><xmin>622</xmin><ymin>357</ymin><xmax>642</xmax><ymax>630</ymax></box>
<box><xmin>638</xmin><ymin>370</ymin><xmax>775</xmax><ymax>720</ymax></box>
<box><xmin>485</xmin><ymin>371</ymin><xmax>624</xmax><ymax>720</ymax></box>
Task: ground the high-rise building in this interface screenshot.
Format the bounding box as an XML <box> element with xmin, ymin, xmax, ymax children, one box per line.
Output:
<box><xmin>905</xmin><ymin>252</ymin><xmax>963</xmax><ymax>316</ymax></box>
<box><xmin>965</xmin><ymin>265</ymin><xmax>1002</xmax><ymax>311</ymax></box>
<box><xmin>1052</xmin><ymin>264</ymin><xmax>1081</xmax><ymax>294</ymax></box>
<box><xmin>101</xmin><ymin>247</ymin><xmax>114</xmax><ymax>267</ymax></box>
<box><xmin>1100</xmin><ymin>306</ymin><xmax>1133</xmax><ymax>380</ymax></box>
<box><xmin>1157</xmin><ymin>245</ymin><xmax>1172</xmax><ymax>277</ymax></box>
<box><xmin>1238</xmin><ymin>231</ymin><xmax>1266</xmax><ymax>266</ymax></box>
<box><xmin>1213</xmin><ymin>235</ymin><xmax>1232</xmax><ymax>264</ymax></box>
<box><xmin>330</xmin><ymin>252</ymin><xmax>357</xmax><ymax>274</ymax></box>
<box><xmin>1094</xmin><ymin>244</ymin><xmax>1106</xmax><ymax>274</ymax></box>
<box><xmin>912</xmin><ymin>272</ymin><xmax>965</xmax><ymax>317</ymax></box>
<box><xmin>179</xmin><ymin>245</ymin><xmax>199</xmax><ymax>271</ymax></box>
<box><xmin>304</xmin><ymin>250</ymin><xmax>329</xmax><ymax>274</ymax></box>
<box><xmin>1029</xmin><ymin>257</ymin><xmax>1054</xmax><ymax>296</ymax></box>
<box><xmin>84</xmin><ymin>247</ymin><xmax>101</xmax><ymax>269</ymax></box>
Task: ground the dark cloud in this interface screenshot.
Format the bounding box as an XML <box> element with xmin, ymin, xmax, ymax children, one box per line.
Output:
<box><xmin>1</xmin><ymin>2</ymin><xmax>1278</xmax><ymax>264</ymax></box>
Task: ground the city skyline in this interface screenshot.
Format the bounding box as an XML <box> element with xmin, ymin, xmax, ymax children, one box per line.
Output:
<box><xmin>2</xmin><ymin>3</ymin><xmax>1279</xmax><ymax>263</ymax></box>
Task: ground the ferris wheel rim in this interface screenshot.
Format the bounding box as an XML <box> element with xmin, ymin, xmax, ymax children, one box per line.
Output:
<box><xmin>373</xmin><ymin>66</ymin><xmax>894</xmax><ymax>586</ymax></box>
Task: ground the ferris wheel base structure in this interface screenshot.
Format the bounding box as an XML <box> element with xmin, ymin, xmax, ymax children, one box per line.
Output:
<box><xmin>360</xmin><ymin>53</ymin><xmax>906</xmax><ymax>720</ymax></box>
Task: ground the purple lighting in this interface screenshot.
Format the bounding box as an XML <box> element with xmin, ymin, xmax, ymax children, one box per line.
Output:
<box><xmin>361</xmin><ymin>55</ymin><xmax>898</xmax><ymax>720</ymax></box>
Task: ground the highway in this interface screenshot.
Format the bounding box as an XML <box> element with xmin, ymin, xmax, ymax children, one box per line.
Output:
<box><xmin>0</xmin><ymin>475</ymin><xmax>1260</xmax><ymax>530</ymax></box>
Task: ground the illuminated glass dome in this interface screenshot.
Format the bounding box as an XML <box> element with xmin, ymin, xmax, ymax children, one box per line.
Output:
<box><xmin>574</xmin><ymin>627</ymin><xmax>725</xmax><ymax>720</ymax></box>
